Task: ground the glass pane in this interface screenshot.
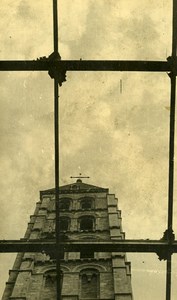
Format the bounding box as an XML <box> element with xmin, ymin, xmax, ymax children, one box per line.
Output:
<box><xmin>59</xmin><ymin>0</ymin><xmax>172</xmax><ymax>60</ymax></box>
<box><xmin>0</xmin><ymin>254</ymin><xmax>16</xmax><ymax>298</ymax></box>
<box><xmin>0</xmin><ymin>72</ymin><xmax>54</xmax><ymax>240</ymax></box>
<box><xmin>128</xmin><ymin>253</ymin><xmax>166</xmax><ymax>300</ymax></box>
<box><xmin>60</xmin><ymin>71</ymin><xmax>170</xmax><ymax>239</ymax></box>
<box><xmin>0</xmin><ymin>1</ymin><xmax>53</xmax><ymax>59</ymax></box>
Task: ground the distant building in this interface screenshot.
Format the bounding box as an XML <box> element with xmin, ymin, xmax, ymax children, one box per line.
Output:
<box><xmin>2</xmin><ymin>179</ymin><xmax>133</xmax><ymax>299</ymax></box>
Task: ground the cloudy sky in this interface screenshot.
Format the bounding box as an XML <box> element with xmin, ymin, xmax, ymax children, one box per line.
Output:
<box><xmin>0</xmin><ymin>0</ymin><xmax>177</xmax><ymax>299</ymax></box>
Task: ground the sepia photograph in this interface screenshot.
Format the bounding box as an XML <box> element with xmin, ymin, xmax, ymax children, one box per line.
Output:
<box><xmin>0</xmin><ymin>1</ymin><xmax>177</xmax><ymax>299</ymax></box>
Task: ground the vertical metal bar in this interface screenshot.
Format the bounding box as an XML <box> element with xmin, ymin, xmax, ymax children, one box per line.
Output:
<box><xmin>167</xmin><ymin>74</ymin><xmax>176</xmax><ymax>234</ymax></box>
<box><xmin>53</xmin><ymin>0</ymin><xmax>60</xmax><ymax>299</ymax></box>
<box><xmin>54</xmin><ymin>78</ymin><xmax>61</xmax><ymax>300</ymax></box>
<box><xmin>166</xmin><ymin>75</ymin><xmax>176</xmax><ymax>300</ymax></box>
<box><xmin>166</xmin><ymin>254</ymin><xmax>172</xmax><ymax>300</ymax></box>
<box><xmin>53</xmin><ymin>0</ymin><xmax>59</xmax><ymax>53</ymax></box>
<box><xmin>54</xmin><ymin>54</ymin><xmax>60</xmax><ymax>300</ymax></box>
<box><xmin>166</xmin><ymin>73</ymin><xmax>176</xmax><ymax>300</ymax></box>
<box><xmin>166</xmin><ymin>1</ymin><xmax>177</xmax><ymax>299</ymax></box>
<box><xmin>172</xmin><ymin>0</ymin><xmax>177</xmax><ymax>57</ymax></box>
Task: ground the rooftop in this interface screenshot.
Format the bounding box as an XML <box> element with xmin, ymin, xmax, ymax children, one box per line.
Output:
<box><xmin>40</xmin><ymin>179</ymin><xmax>109</xmax><ymax>195</ymax></box>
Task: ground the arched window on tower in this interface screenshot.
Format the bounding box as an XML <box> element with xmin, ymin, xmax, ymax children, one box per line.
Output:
<box><xmin>79</xmin><ymin>216</ymin><xmax>95</xmax><ymax>231</ymax></box>
<box><xmin>60</xmin><ymin>217</ymin><xmax>70</xmax><ymax>231</ymax></box>
<box><xmin>80</xmin><ymin>197</ymin><xmax>94</xmax><ymax>210</ymax></box>
<box><xmin>45</xmin><ymin>271</ymin><xmax>56</xmax><ymax>288</ymax></box>
<box><xmin>80</xmin><ymin>269</ymin><xmax>99</xmax><ymax>299</ymax></box>
<box><xmin>42</xmin><ymin>270</ymin><xmax>63</xmax><ymax>299</ymax></box>
<box><xmin>59</xmin><ymin>198</ymin><xmax>71</xmax><ymax>210</ymax></box>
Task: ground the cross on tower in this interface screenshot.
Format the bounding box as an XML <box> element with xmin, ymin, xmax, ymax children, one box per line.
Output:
<box><xmin>70</xmin><ymin>173</ymin><xmax>90</xmax><ymax>179</ymax></box>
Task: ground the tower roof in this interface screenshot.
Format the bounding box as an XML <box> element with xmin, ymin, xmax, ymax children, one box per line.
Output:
<box><xmin>40</xmin><ymin>179</ymin><xmax>108</xmax><ymax>196</ymax></box>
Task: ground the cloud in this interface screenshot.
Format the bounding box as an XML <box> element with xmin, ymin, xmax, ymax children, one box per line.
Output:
<box><xmin>61</xmin><ymin>0</ymin><xmax>171</xmax><ymax>60</ymax></box>
<box><xmin>16</xmin><ymin>0</ymin><xmax>34</xmax><ymax>19</ymax></box>
<box><xmin>0</xmin><ymin>0</ymin><xmax>53</xmax><ymax>59</ymax></box>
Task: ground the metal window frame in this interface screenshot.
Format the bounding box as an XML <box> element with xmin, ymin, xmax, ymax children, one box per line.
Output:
<box><xmin>0</xmin><ymin>1</ymin><xmax>177</xmax><ymax>300</ymax></box>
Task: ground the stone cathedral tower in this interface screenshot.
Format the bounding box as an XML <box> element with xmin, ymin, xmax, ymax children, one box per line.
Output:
<box><xmin>2</xmin><ymin>180</ymin><xmax>133</xmax><ymax>300</ymax></box>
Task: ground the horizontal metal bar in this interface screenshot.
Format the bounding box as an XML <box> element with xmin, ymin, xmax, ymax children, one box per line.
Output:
<box><xmin>0</xmin><ymin>240</ymin><xmax>177</xmax><ymax>253</ymax></box>
<box><xmin>0</xmin><ymin>60</ymin><xmax>171</xmax><ymax>72</ymax></box>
